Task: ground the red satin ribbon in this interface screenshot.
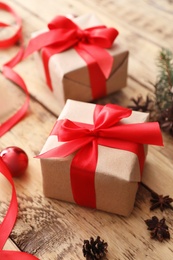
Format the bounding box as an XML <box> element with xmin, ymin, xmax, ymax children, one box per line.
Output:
<box><xmin>0</xmin><ymin>2</ymin><xmax>29</xmax><ymax>137</ymax></box>
<box><xmin>24</xmin><ymin>15</ymin><xmax>119</xmax><ymax>97</ymax></box>
<box><xmin>0</xmin><ymin>158</ymin><xmax>39</xmax><ymax>259</ymax></box>
<box><xmin>0</xmin><ymin>2</ymin><xmax>22</xmax><ymax>48</ymax></box>
<box><xmin>38</xmin><ymin>104</ymin><xmax>163</xmax><ymax>208</ymax></box>
<box><xmin>0</xmin><ymin>4</ymin><xmax>39</xmax><ymax>258</ymax></box>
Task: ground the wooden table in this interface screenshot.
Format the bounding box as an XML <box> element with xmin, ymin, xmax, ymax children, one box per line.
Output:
<box><xmin>0</xmin><ymin>0</ymin><xmax>173</xmax><ymax>259</ymax></box>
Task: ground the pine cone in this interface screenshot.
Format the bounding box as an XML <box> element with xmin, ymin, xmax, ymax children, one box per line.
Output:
<box><xmin>82</xmin><ymin>236</ymin><xmax>108</xmax><ymax>260</ymax></box>
<box><xmin>158</xmin><ymin>105</ymin><xmax>173</xmax><ymax>135</ymax></box>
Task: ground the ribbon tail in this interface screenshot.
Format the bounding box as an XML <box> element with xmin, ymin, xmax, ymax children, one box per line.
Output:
<box><xmin>132</xmin><ymin>122</ymin><xmax>163</xmax><ymax>145</ymax></box>
<box><xmin>37</xmin><ymin>137</ymin><xmax>94</xmax><ymax>159</ymax></box>
<box><xmin>101</xmin><ymin>122</ymin><xmax>163</xmax><ymax>146</ymax></box>
<box><xmin>23</xmin><ymin>29</ymin><xmax>77</xmax><ymax>59</ymax></box>
<box><xmin>23</xmin><ymin>30</ymin><xmax>57</xmax><ymax>58</ymax></box>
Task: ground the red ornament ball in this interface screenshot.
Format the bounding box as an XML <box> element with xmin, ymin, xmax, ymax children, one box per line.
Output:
<box><xmin>0</xmin><ymin>146</ymin><xmax>28</xmax><ymax>177</ymax></box>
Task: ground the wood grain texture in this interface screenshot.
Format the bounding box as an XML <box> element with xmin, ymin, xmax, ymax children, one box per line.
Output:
<box><xmin>1</xmin><ymin>0</ymin><xmax>173</xmax><ymax>259</ymax></box>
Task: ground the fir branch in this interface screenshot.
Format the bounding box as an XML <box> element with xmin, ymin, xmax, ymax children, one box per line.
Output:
<box><xmin>128</xmin><ymin>48</ymin><xmax>173</xmax><ymax>137</ymax></box>
<box><xmin>155</xmin><ymin>48</ymin><xmax>173</xmax><ymax>112</ymax></box>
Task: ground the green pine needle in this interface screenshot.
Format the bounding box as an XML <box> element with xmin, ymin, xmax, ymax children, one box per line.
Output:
<box><xmin>155</xmin><ymin>48</ymin><xmax>173</xmax><ymax>112</ymax></box>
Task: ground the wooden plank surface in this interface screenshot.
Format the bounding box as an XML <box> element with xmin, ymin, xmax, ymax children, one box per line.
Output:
<box><xmin>0</xmin><ymin>0</ymin><xmax>173</xmax><ymax>259</ymax></box>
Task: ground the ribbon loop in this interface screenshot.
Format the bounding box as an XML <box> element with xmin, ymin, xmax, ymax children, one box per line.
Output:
<box><xmin>48</xmin><ymin>15</ymin><xmax>78</xmax><ymax>30</ymax></box>
<box><xmin>94</xmin><ymin>104</ymin><xmax>132</xmax><ymax>128</ymax></box>
<box><xmin>58</xmin><ymin>119</ymin><xmax>91</xmax><ymax>141</ymax></box>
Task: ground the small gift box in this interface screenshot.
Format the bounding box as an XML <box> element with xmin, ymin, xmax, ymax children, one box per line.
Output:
<box><xmin>32</xmin><ymin>14</ymin><xmax>129</xmax><ymax>108</ymax></box>
<box><xmin>38</xmin><ymin>100</ymin><xmax>163</xmax><ymax>216</ymax></box>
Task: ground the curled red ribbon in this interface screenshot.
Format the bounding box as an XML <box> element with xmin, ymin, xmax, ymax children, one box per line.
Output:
<box><xmin>0</xmin><ymin>2</ymin><xmax>22</xmax><ymax>48</ymax></box>
<box><xmin>0</xmin><ymin>4</ymin><xmax>39</xmax><ymax>258</ymax></box>
<box><xmin>0</xmin><ymin>2</ymin><xmax>29</xmax><ymax>137</ymax></box>
<box><xmin>0</xmin><ymin>158</ymin><xmax>39</xmax><ymax>259</ymax></box>
<box><xmin>38</xmin><ymin>104</ymin><xmax>163</xmax><ymax>208</ymax></box>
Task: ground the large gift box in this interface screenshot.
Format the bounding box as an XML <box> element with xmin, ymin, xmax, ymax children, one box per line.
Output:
<box><xmin>32</xmin><ymin>14</ymin><xmax>129</xmax><ymax>108</ymax></box>
<box><xmin>38</xmin><ymin>100</ymin><xmax>163</xmax><ymax>216</ymax></box>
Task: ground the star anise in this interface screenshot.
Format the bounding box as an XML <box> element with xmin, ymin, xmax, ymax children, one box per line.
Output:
<box><xmin>158</xmin><ymin>105</ymin><xmax>173</xmax><ymax>136</ymax></box>
<box><xmin>145</xmin><ymin>216</ymin><xmax>170</xmax><ymax>242</ymax></box>
<box><xmin>150</xmin><ymin>191</ymin><xmax>173</xmax><ymax>211</ymax></box>
<box><xmin>128</xmin><ymin>95</ymin><xmax>154</xmax><ymax>113</ymax></box>
<box><xmin>82</xmin><ymin>236</ymin><xmax>108</xmax><ymax>260</ymax></box>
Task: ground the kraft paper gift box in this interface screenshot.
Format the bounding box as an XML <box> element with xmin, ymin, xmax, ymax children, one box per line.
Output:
<box><xmin>33</xmin><ymin>14</ymin><xmax>129</xmax><ymax>108</ymax></box>
<box><xmin>38</xmin><ymin>100</ymin><xmax>163</xmax><ymax>216</ymax></box>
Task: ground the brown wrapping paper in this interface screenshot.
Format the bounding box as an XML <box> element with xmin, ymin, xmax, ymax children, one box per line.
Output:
<box><xmin>34</xmin><ymin>14</ymin><xmax>129</xmax><ymax>108</ymax></box>
<box><xmin>40</xmin><ymin>100</ymin><xmax>148</xmax><ymax>216</ymax></box>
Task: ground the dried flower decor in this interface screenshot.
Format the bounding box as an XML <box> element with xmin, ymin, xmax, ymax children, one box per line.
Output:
<box><xmin>145</xmin><ymin>216</ymin><xmax>170</xmax><ymax>242</ymax></box>
<box><xmin>128</xmin><ymin>95</ymin><xmax>154</xmax><ymax>113</ymax></box>
<box><xmin>150</xmin><ymin>192</ymin><xmax>173</xmax><ymax>212</ymax></box>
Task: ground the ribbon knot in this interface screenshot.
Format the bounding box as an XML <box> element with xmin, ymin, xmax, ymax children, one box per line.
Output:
<box><xmin>76</xmin><ymin>29</ymin><xmax>90</xmax><ymax>43</ymax></box>
<box><xmin>89</xmin><ymin>128</ymin><xmax>99</xmax><ymax>137</ymax></box>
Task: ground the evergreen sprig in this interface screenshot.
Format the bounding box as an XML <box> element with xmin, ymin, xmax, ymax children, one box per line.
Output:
<box><xmin>128</xmin><ymin>48</ymin><xmax>173</xmax><ymax>136</ymax></box>
<box><xmin>155</xmin><ymin>48</ymin><xmax>173</xmax><ymax>112</ymax></box>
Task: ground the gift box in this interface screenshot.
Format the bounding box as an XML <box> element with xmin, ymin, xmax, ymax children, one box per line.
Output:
<box><xmin>38</xmin><ymin>100</ymin><xmax>163</xmax><ymax>216</ymax></box>
<box><xmin>33</xmin><ymin>14</ymin><xmax>129</xmax><ymax>108</ymax></box>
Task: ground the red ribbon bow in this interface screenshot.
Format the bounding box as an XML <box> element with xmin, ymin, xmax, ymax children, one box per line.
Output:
<box><xmin>38</xmin><ymin>104</ymin><xmax>163</xmax><ymax>208</ymax></box>
<box><xmin>24</xmin><ymin>15</ymin><xmax>119</xmax><ymax>97</ymax></box>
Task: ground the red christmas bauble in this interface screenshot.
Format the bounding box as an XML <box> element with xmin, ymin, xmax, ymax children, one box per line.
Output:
<box><xmin>0</xmin><ymin>146</ymin><xmax>28</xmax><ymax>177</ymax></box>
